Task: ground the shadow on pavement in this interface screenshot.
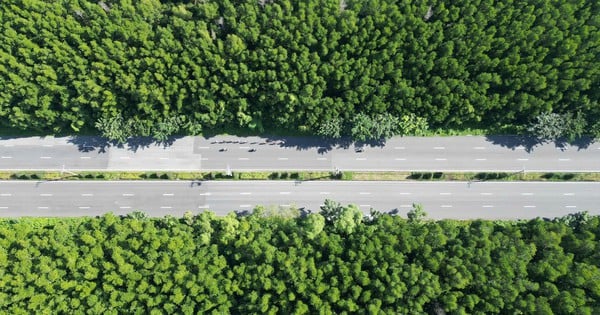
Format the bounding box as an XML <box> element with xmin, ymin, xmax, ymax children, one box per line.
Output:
<box><xmin>67</xmin><ymin>136</ymin><xmax>182</xmax><ymax>153</ymax></box>
<box><xmin>202</xmin><ymin>134</ymin><xmax>387</xmax><ymax>153</ymax></box>
<box><xmin>484</xmin><ymin>135</ymin><xmax>596</xmax><ymax>152</ymax></box>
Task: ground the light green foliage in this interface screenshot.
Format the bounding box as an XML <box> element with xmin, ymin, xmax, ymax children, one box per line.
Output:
<box><xmin>0</xmin><ymin>0</ymin><xmax>598</xmax><ymax>136</ymax></box>
<box><xmin>528</xmin><ymin>112</ymin><xmax>588</xmax><ymax>142</ymax></box>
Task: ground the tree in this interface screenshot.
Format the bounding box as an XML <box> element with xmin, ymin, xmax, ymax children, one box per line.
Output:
<box><xmin>527</xmin><ymin>112</ymin><xmax>567</xmax><ymax>142</ymax></box>
<box><xmin>407</xmin><ymin>203</ymin><xmax>427</xmax><ymax>223</ymax></box>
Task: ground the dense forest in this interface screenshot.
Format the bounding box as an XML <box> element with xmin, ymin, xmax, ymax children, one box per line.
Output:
<box><xmin>0</xmin><ymin>203</ymin><xmax>599</xmax><ymax>313</ymax></box>
<box><xmin>1</xmin><ymin>0</ymin><xmax>599</xmax><ymax>139</ymax></box>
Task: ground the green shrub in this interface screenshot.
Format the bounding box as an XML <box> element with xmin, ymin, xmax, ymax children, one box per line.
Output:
<box><xmin>341</xmin><ymin>172</ymin><xmax>353</xmax><ymax>180</ymax></box>
<box><xmin>422</xmin><ymin>172</ymin><xmax>432</xmax><ymax>180</ymax></box>
<box><xmin>433</xmin><ymin>172</ymin><xmax>444</xmax><ymax>179</ymax></box>
<box><xmin>542</xmin><ymin>173</ymin><xmax>555</xmax><ymax>179</ymax></box>
<box><xmin>269</xmin><ymin>172</ymin><xmax>280</xmax><ymax>179</ymax></box>
<box><xmin>409</xmin><ymin>172</ymin><xmax>422</xmax><ymax>179</ymax></box>
<box><xmin>562</xmin><ymin>173</ymin><xmax>575</xmax><ymax>180</ymax></box>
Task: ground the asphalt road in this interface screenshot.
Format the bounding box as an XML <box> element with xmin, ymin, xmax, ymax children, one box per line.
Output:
<box><xmin>0</xmin><ymin>181</ymin><xmax>597</xmax><ymax>219</ymax></box>
<box><xmin>0</xmin><ymin>135</ymin><xmax>598</xmax><ymax>172</ymax></box>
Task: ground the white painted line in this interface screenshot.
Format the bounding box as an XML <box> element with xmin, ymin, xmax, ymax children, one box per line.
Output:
<box><xmin>160</xmin><ymin>206</ymin><xmax>172</xmax><ymax>209</ymax></box>
<box><xmin>159</xmin><ymin>157</ymin><xmax>169</xmax><ymax>160</ymax></box>
<box><xmin>521</xmin><ymin>193</ymin><xmax>534</xmax><ymax>196</ymax></box>
<box><xmin>280</xmin><ymin>192</ymin><xmax>291</xmax><ymax>195</ymax></box>
<box><xmin>80</xmin><ymin>156</ymin><xmax>91</xmax><ymax>159</ymax></box>
<box><xmin>1</xmin><ymin>156</ymin><xmax>12</xmax><ymax>159</ymax></box>
<box><xmin>558</xmin><ymin>158</ymin><xmax>570</xmax><ymax>161</ymax></box>
<box><xmin>0</xmin><ymin>193</ymin><xmax>12</xmax><ymax>196</ymax></box>
<box><xmin>480</xmin><ymin>193</ymin><xmax>493</xmax><ymax>196</ymax></box>
<box><xmin>240</xmin><ymin>204</ymin><xmax>252</xmax><ymax>208</ymax></box>
<box><xmin>3</xmin><ymin>144</ymin><xmax>14</xmax><ymax>147</ymax></box>
<box><xmin>42</xmin><ymin>144</ymin><xmax>53</xmax><ymax>147</ymax></box>
<box><xmin>240</xmin><ymin>192</ymin><xmax>252</xmax><ymax>195</ymax></box>
<box><xmin>81</xmin><ymin>193</ymin><xmax>93</xmax><ymax>197</ymax></box>
<box><xmin>199</xmin><ymin>192</ymin><xmax>211</xmax><ymax>196</ymax></box>
<box><xmin>280</xmin><ymin>204</ymin><xmax>291</xmax><ymax>207</ymax></box>
<box><xmin>433</xmin><ymin>147</ymin><xmax>445</xmax><ymax>150</ymax></box>
<box><xmin>119</xmin><ymin>156</ymin><xmax>130</xmax><ymax>160</ymax></box>
<box><xmin>122</xmin><ymin>193</ymin><xmax>134</xmax><ymax>197</ymax></box>
<box><xmin>162</xmin><ymin>193</ymin><xmax>174</xmax><ymax>196</ymax></box>
<box><xmin>565</xmin><ymin>205</ymin><xmax>577</xmax><ymax>208</ymax></box>
<box><xmin>399</xmin><ymin>192</ymin><xmax>412</xmax><ymax>195</ymax></box>
<box><xmin>239</xmin><ymin>146</ymin><xmax>250</xmax><ymax>149</ymax></box>
<box><xmin>435</xmin><ymin>158</ymin><xmax>447</xmax><ymax>161</ymax></box>
<box><xmin>119</xmin><ymin>206</ymin><xmax>131</xmax><ymax>209</ymax></box>
<box><xmin>482</xmin><ymin>205</ymin><xmax>494</xmax><ymax>208</ymax></box>
<box><xmin>517</xmin><ymin>158</ymin><xmax>529</xmax><ymax>161</ymax></box>
<box><xmin>317</xmin><ymin>157</ymin><xmax>327</xmax><ymax>161</ymax></box>
<box><xmin>475</xmin><ymin>158</ymin><xmax>487</xmax><ymax>161</ymax></box>
<box><xmin>473</xmin><ymin>147</ymin><xmax>486</xmax><ymax>150</ymax></box>
<box><xmin>395</xmin><ymin>158</ymin><xmax>407</xmax><ymax>161</ymax></box>
<box><xmin>400</xmin><ymin>204</ymin><xmax>412</xmax><ymax>208</ymax></box>
<box><xmin>40</xmin><ymin>193</ymin><xmax>53</xmax><ymax>197</ymax></box>
<box><xmin>38</xmin><ymin>206</ymin><xmax>49</xmax><ymax>209</ymax></box>
<box><xmin>40</xmin><ymin>156</ymin><xmax>52</xmax><ymax>159</ymax></box>
<box><xmin>440</xmin><ymin>192</ymin><xmax>452</xmax><ymax>195</ymax></box>
<box><xmin>359</xmin><ymin>192</ymin><xmax>371</xmax><ymax>195</ymax></box>
<box><xmin>198</xmin><ymin>205</ymin><xmax>210</xmax><ymax>209</ymax></box>
<box><xmin>79</xmin><ymin>206</ymin><xmax>90</xmax><ymax>209</ymax></box>
<box><xmin>197</xmin><ymin>146</ymin><xmax>210</xmax><ymax>149</ymax></box>
<box><xmin>0</xmin><ymin>206</ymin><xmax>8</xmax><ymax>209</ymax></box>
<box><xmin>563</xmin><ymin>193</ymin><xmax>575</xmax><ymax>196</ymax></box>
<box><xmin>201</xmin><ymin>158</ymin><xmax>209</xmax><ymax>160</ymax></box>
<box><xmin>238</xmin><ymin>157</ymin><xmax>249</xmax><ymax>160</ymax></box>
<box><xmin>278</xmin><ymin>157</ymin><xmax>289</xmax><ymax>160</ymax></box>
<box><xmin>523</xmin><ymin>205</ymin><xmax>536</xmax><ymax>208</ymax></box>
<box><xmin>359</xmin><ymin>205</ymin><xmax>371</xmax><ymax>207</ymax></box>
<box><xmin>320</xmin><ymin>192</ymin><xmax>330</xmax><ymax>195</ymax></box>
<box><xmin>394</xmin><ymin>147</ymin><xmax>405</xmax><ymax>150</ymax></box>
<box><xmin>441</xmin><ymin>205</ymin><xmax>453</xmax><ymax>208</ymax></box>
<box><xmin>356</xmin><ymin>158</ymin><xmax>367</xmax><ymax>161</ymax></box>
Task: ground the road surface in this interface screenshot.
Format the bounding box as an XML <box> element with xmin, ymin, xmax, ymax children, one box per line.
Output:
<box><xmin>0</xmin><ymin>135</ymin><xmax>598</xmax><ymax>172</ymax></box>
<box><xmin>0</xmin><ymin>181</ymin><xmax>597</xmax><ymax>219</ymax></box>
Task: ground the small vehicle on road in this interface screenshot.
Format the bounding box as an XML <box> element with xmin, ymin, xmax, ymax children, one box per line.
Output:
<box><xmin>355</xmin><ymin>147</ymin><xmax>364</xmax><ymax>153</ymax></box>
<box><xmin>219</xmin><ymin>148</ymin><xmax>228</xmax><ymax>152</ymax></box>
<box><xmin>248</xmin><ymin>148</ymin><xmax>256</xmax><ymax>152</ymax></box>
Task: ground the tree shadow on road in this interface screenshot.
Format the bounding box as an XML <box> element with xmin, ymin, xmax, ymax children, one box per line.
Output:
<box><xmin>67</xmin><ymin>135</ymin><xmax>183</xmax><ymax>153</ymax></box>
<box><xmin>484</xmin><ymin>135</ymin><xmax>596</xmax><ymax>152</ymax></box>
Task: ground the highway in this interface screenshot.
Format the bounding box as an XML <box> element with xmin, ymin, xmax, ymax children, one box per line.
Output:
<box><xmin>0</xmin><ymin>135</ymin><xmax>598</xmax><ymax>172</ymax></box>
<box><xmin>0</xmin><ymin>181</ymin><xmax>598</xmax><ymax>219</ymax></box>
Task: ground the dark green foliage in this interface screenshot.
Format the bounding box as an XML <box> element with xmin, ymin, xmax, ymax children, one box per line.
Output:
<box><xmin>1</xmin><ymin>209</ymin><xmax>599</xmax><ymax>313</ymax></box>
<box><xmin>1</xmin><ymin>0</ymin><xmax>598</xmax><ymax>137</ymax></box>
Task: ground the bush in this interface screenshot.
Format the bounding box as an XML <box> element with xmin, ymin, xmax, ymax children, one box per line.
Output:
<box><xmin>269</xmin><ymin>172</ymin><xmax>280</xmax><ymax>179</ymax></box>
<box><xmin>160</xmin><ymin>173</ymin><xmax>170</xmax><ymax>179</ymax></box>
<box><xmin>422</xmin><ymin>172</ymin><xmax>432</xmax><ymax>180</ymax></box>
<box><xmin>542</xmin><ymin>173</ymin><xmax>555</xmax><ymax>179</ymax></box>
<box><xmin>280</xmin><ymin>172</ymin><xmax>289</xmax><ymax>179</ymax></box>
<box><xmin>341</xmin><ymin>172</ymin><xmax>353</xmax><ymax>180</ymax></box>
<box><xmin>562</xmin><ymin>173</ymin><xmax>575</xmax><ymax>180</ymax></box>
<box><xmin>409</xmin><ymin>172</ymin><xmax>422</xmax><ymax>179</ymax></box>
<box><xmin>433</xmin><ymin>172</ymin><xmax>444</xmax><ymax>179</ymax></box>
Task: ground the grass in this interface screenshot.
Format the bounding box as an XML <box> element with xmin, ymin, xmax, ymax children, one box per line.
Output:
<box><xmin>2</xmin><ymin>171</ymin><xmax>599</xmax><ymax>182</ymax></box>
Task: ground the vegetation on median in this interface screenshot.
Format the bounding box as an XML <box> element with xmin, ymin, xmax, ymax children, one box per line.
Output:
<box><xmin>2</xmin><ymin>171</ymin><xmax>600</xmax><ymax>182</ymax></box>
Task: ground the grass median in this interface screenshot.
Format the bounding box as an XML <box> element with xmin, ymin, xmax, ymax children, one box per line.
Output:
<box><xmin>1</xmin><ymin>170</ymin><xmax>600</xmax><ymax>182</ymax></box>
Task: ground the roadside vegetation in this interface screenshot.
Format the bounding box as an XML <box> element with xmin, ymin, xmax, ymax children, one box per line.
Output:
<box><xmin>0</xmin><ymin>206</ymin><xmax>598</xmax><ymax>313</ymax></box>
<box><xmin>1</xmin><ymin>0</ymin><xmax>599</xmax><ymax>142</ymax></box>
<box><xmin>3</xmin><ymin>171</ymin><xmax>600</xmax><ymax>182</ymax></box>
